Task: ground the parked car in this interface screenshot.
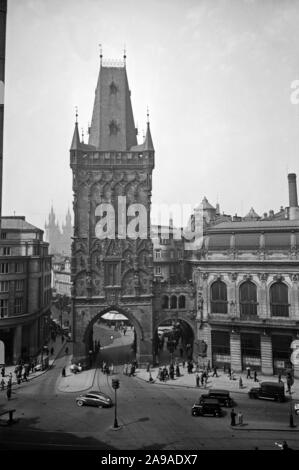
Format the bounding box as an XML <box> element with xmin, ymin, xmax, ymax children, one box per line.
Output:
<box><xmin>76</xmin><ymin>391</ymin><xmax>113</xmax><ymax>408</ymax></box>
<box><xmin>199</xmin><ymin>389</ymin><xmax>234</xmax><ymax>407</ymax></box>
<box><xmin>248</xmin><ymin>381</ymin><xmax>285</xmax><ymax>402</ymax></box>
<box><xmin>192</xmin><ymin>398</ymin><xmax>222</xmax><ymax>417</ymax></box>
<box><xmin>294</xmin><ymin>403</ymin><xmax>299</xmax><ymax>415</ymax></box>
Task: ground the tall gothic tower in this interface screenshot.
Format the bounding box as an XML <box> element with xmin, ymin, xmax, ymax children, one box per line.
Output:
<box><xmin>70</xmin><ymin>56</ymin><xmax>155</xmax><ymax>365</ymax></box>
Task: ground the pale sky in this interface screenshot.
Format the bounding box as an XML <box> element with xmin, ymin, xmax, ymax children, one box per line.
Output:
<box><xmin>3</xmin><ymin>0</ymin><xmax>299</xmax><ymax>231</ymax></box>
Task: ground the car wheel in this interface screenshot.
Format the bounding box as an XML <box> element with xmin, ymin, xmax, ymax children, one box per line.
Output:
<box><xmin>295</xmin><ymin>410</ymin><xmax>299</xmax><ymax>415</ymax></box>
<box><xmin>77</xmin><ymin>400</ymin><xmax>84</xmax><ymax>407</ymax></box>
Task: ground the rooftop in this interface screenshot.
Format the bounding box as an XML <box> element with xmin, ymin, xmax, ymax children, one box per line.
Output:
<box><xmin>0</xmin><ymin>216</ymin><xmax>43</xmax><ymax>232</ymax></box>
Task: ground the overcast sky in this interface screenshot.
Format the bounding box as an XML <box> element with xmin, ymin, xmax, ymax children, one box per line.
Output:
<box><xmin>3</xmin><ymin>0</ymin><xmax>299</xmax><ymax>230</ymax></box>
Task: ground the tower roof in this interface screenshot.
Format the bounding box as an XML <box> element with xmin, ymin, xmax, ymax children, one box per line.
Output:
<box><xmin>244</xmin><ymin>207</ymin><xmax>260</xmax><ymax>220</ymax></box>
<box><xmin>88</xmin><ymin>65</ymin><xmax>137</xmax><ymax>151</ymax></box>
<box><xmin>70</xmin><ymin>122</ymin><xmax>81</xmax><ymax>150</ymax></box>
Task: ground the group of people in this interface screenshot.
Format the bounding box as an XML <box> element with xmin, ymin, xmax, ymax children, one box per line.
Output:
<box><xmin>123</xmin><ymin>361</ymin><xmax>138</xmax><ymax>377</ymax></box>
<box><xmin>0</xmin><ymin>361</ymin><xmax>36</xmax><ymax>390</ymax></box>
<box><xmin>157</xmin><ymin>363</ymin><xmax>181</xmax><ymax>381</ymax></box>
<box><xmin>102</xmin><ymin>362</ymin><xmax>114</xmax><ymax>375</ymax></box>
<box><xmin>230</xmin><ymin>408</ymin><xmax>244</xmax><ymax>426</ymax></box>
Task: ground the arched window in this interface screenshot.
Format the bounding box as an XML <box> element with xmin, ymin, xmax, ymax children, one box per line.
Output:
<box><xmin>178</xmin><ymin>295</ymin><xmax>186</xmax><ymax>309</ymax></box>
<box><xmin>210</xmin><ymin>280</ymin><xmax>227</xmax><ymax>314</ymax></box>
<box><xmin>270</xmin><ymin>282</ymin><xmax>289</xmax><ymax>317</ymax></box>
<box><xmin>170</xmin><ymin>295</ymin><xmax>177</xmax><ymax>309</ymax></box>
<box><xmin>161</xmin><ymin>295</ymin><xmax>169</xmax><ymax>309</ymax></box>
<box><xmin>239</xmin><ymin>281</ymin><xmax>257</xmax><ymax>317</ymax></box>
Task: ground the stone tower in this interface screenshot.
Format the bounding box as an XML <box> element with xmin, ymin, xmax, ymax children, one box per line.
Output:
<box><xmin>70</xmin><ymin>57</ymin><xmax>155</xmax><ymax>365</ymax></box>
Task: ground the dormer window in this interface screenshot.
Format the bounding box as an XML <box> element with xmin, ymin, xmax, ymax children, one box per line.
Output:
<box><xmin>109</xmin><ymin>120</ymin><xmax>120</xmax><ymax>136</ymax></box>
<box><xmin>110</xmin><ymin>81</ymin><xmax>118</xmax><ymax>95</ymax></box>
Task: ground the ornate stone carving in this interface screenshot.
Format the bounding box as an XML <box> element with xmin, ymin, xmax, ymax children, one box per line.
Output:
<box><xmin>201</xmin><ymin>272</ymin><xmax>209</xmax><ymax>280</ymax></box>
<box><xmin>258</xmin><ymin>273</ymin><xmax>268</xmax><ymax>282</ymax></box>
<box><xmin>273</xmin><ymin>274</ymin><xmax>284</xmax><ymax>282</ymax></box>
<box><xmin>290</xmin><ymin>274</ymin><xmax>299</xmax><ymax>282</ymax></box>
<box><xmin>243</xmin><ymin>274</ymin><xmax>253</xmax><ymax>281</ymax></box>
<box><xmin>229</xmin><ymin>272</ymin><xmax>238</xmax><ymax>282</ymax></box>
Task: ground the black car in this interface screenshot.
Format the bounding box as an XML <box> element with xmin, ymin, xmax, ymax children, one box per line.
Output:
<box><xmin>199</xmin><ymin>389</ymin><xmax>234</xmax><ymax>407</ymax></box>
<box><xmin>192</xmin><ymin>398</ymin><xmax>223</xmax><ymax>417</ymax></box>
<box><xmin>248</xmin><ymin>382</ymin><xmax>285</xmax><ymax>402</ymax></box>
<box><xmin>76</xmin><ymin>391</ymin><xmax>113</xmax><ymax>408</ymax></box>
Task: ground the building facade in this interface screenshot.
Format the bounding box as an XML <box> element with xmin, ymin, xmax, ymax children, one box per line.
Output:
<box><xmin>192</xmin><ymin>174</ymin><xmax>299</xmax><ymax>378</ymax></box>
<box><xmin>0</xmin><ymin>216</ymin><xmax>52</xmax><ymax>364</ymax></box>
<box><xmin>52</xmin><ymin>256</ymin><xmax>71</xmax><ymax>297</ymax></box>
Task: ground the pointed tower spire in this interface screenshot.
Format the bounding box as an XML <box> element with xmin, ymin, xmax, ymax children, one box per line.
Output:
<box><xmin>143</xmin><ymin>107</ymin><xmax>154</xmax><ymax>151</ymax></box>
<box><xmin>88</xmin><ymin>62</ymin><xmax>137</xmax><ymax>150</ymax></box>
<box><xmin>123</xmin><ymin>44</ymin><xmax>127</xmax><ymax>67</ymax></box>
<box><xmin>70</xmin><ymin>106</ymin><xmax>81</xmax><ymax>150</ymax></box>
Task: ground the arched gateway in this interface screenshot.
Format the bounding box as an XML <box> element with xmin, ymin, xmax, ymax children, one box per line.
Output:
<box><xmin>70</xmin><ymin>59</ymin><xmax>155</xmax><ymax>366</ymax></box>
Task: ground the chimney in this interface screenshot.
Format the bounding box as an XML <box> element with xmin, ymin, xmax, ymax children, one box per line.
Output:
<box><xmin>288</xmin><ymin>173</ymin><xmax>299</xmax><ymax>220</ymax></box>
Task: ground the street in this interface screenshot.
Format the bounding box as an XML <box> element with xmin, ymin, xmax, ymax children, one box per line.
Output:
<box><xmin>1</xmin><ymin>348</ymin><xmax>299</xmax><ymax>451</ymax></box>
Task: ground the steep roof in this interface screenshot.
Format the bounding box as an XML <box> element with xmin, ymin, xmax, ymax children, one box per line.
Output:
<box><xmin>244</xmin><ymin>207</ymin><xmax>260</xmax><ymax>220</ymax></box>
<box><xmin>88</xmin><ymin>65</ymin><xmax>137</xmax><ymax>151</ymax></box>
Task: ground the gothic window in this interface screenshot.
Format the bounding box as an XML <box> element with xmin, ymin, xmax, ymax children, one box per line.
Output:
<box><xmin>210</xmin><ymin>280</ymin><xmax>227</xmax><ymax>314</ymax></box>
<box><xmin>270</xmin><ymin>282</ymin><xmax>289</xmax><ymax>317</ymax></box>
<box><xmin>109</xmin><ymin>81</ymin><xmax>118</xmax><ymax>95</ymax></box>
<box><xmin>178</xmin><ymin>295</ymin><xmax>186</xmax><ymax>309</ymax></box>
<box><xmin>170</xmin><ymin>295</ymin><xmax>177</xmax><ymax>309</ymax></box>
<box><xmin>105</xmin><ymin>263</ymin><xmax>118</xmax><ymax>286</ymax></box>
<box><xmin>109</xmin><ymin>120</ymin><xmax>120</xmax><ymax>136</ymax></box>
<box><xmin>239</xmin><ymin>281</ymin><xmax>257</xmax><ymax>317</ymax></box>
<box><xmin>162</xmin><ymin>295</ymin><xmax>169</xmax><ymax>309</ymax></box>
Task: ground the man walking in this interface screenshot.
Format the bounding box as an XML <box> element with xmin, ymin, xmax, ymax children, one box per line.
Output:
<box><xmin>230</xmin><ymin>408</ymin><xmax>237</xmax><ymax>426</ymax></box>
<box><xmin>246</xmin><ymin>366</ymin><xmax>251</xmax><ymax>379</ymax></box>
<box><xmin>6</xmin><ymin>386</ymin><xmax>11</xmax><ymax>401</ymax></box>
<box><xmin>212</xmin><ymin>366</ymin><xmax>218</xmax><ymax>377</ymax></box>
<box><xmin>196</xmin><ymin>372</ymin><xmax>200</xmax><ymax>387</ymax></box>
<box><xmin>1</xmin><ymin>366</ymin><xmax>5</xmax><ymax>377</ymax></box>
<box><xmin>254</xmin><ymin>370</ymin><xmax>258</xmax><ymax>382</ymax></box>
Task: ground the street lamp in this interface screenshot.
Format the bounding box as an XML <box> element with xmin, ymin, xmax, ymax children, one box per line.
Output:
<box><xmin>112</xmin><ymin>378</ymin><xmax>120</xmax><ymax>429</ymax></box>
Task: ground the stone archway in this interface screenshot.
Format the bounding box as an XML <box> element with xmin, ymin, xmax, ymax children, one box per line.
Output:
<box><xmin>83</xmin><ymin>306</ymin><xmax>145</xmax><ymax>366</ymax></box>
<box><xmin>153</xmin><ymin>315</ymin><xmax>196</xmax><ymax>364</ymax></box>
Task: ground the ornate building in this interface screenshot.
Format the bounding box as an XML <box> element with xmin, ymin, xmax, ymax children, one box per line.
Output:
<box><xmin>191</xmin><ymin>173</ymin><xmax>299</xmax><ymax>378</ymax></box>
<box><xmin>45</xmin><ymin>207</ymin><xmax>72</xmax><ymax>256</ymax></box>
<box><xmin>70</xmin><ymin>57</ymin><xmax>155</xmax><ymax>365</ymax></box>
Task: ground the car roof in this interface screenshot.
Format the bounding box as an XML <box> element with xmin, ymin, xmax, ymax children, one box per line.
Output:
<box><xmin>88</xmin><ymin>390</ymin><xmax>107</xmax><ymax>395</ymax></box>
<box><xmin>208</xmin><ymin>389</ymin><xmax>230</xmax><ymax>395</ymax></box>
<box><xmin>202</xmin><ymin>399</ymin><xmax>220</xmax><ymax>405</ymax></box>
<box><xmin>261</xmin><ymin>382</ymin><xmax>284</xmax><ymax>389</ymax></box>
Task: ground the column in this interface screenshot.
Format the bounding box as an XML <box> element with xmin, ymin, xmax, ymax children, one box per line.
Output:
<box><xmin>230</xmin><ymin>332</ymin><xmax>242</xmax><ymax>372</ymax></box>
<box><xmin>260</xmin><ymin>335</ymin><xmax>273</xmax><ymax>375</ymax></box>
<box><xmin>13</xmin><ymin>325</ymin><xmax>22</xmax><ymax>364</ymax></box>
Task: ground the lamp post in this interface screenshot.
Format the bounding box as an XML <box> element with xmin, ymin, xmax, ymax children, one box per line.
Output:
<box><xmin>112</xmin><ymin>378</ymin><xmax>120</xmax><ymax>429</ymax></box>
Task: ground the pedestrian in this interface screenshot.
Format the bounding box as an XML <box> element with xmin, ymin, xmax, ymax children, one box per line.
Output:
<box><xmin>254</xmin><ymin>370</ymin><xmax>258</xmax><ymax>382</ymax></box>
<box><xmin>278</xmin><ymin>373</ymin><xmax>282</xmax><ymax>383</ymax></box>
<box><xmin>200</xmin><ymin>373</ymin><xmax>204</xmax><ymax>386</ymax></box>
<box><xmin>212</xmin><ymin>366</ymin><xmax>218</xmax><ymax>377</ymax></box>
<box><xmin>123</xmin><ymin>363</ymin><xmax>127</xmax><ymax>375</ymax></box>
<box><xmin>31</xmin><ymin>362</ymin><xmax>35</xmax><ymax>373</ymax></box>
<box><xmin>246</xmin><ymin>366</ymin><xmax>251</xmax><ymax>379</ymax></box>
<box><xmin>146</xmin><ymin>362</ymin><xmax>150</xmax><ymax>373</ymax></box>
<box><xmin>6</xmin><ymin>387</ymin><xmax>11</xmax><ymax>401</ymax></box>
<box><xmin>228</xmin><ymin>367</ymin><xmax>231</xmax><ymax>379</ymax></box>
<box><xmin>1</xmin><ymin>366</ymin><xmax>5</xmax><ymax>377</ymax></box>
<box><xmin>176</xmin><ymin>364</ymin><xmax>180</xmax><ymax>377</ymax></box>
<box><xmin>287</xmin><ymin>378</ymin><xmax>292</xmax><ymax>394</ymax></box>
<box><xmin>207</xmin><ymin>360</ymin><xmax>211</xmax><ymax>373</ymax></box>
<box><xmin>204</xmin><ymin>374</ymin><xmax>208</xmax><ymax>388</ymax></box>
<box><xmin>238</xmin><ymin>411</ymin><xmax>243</xmax><ymax>426</ymax></box>
<box><xmin>22</xmin><ymin>371</ymin><xmax>28</xmax><ymax>382</ymax></box>
<box><xmin>239</xmin><ymin>376</ymin><xmax>243</xmax><ymax>389</ymax></box>
<box><xmin>230</xmin><ymin>408</ymin><xmax>237</xmax><ymax>426</ymax></box>
<box><xmin>62</xmin><ymin>367</ymin><xmax>66</xmax><ymax>377</ymax></box>
<box><xmin>1</xmin><ymin>378</ymin><xmax>5</xmax><ymax>390</ymax></box>
<box><xmin>196</xmin><ymin>373</ymin><xmax>200</xmax><ymax>387</ymax></box>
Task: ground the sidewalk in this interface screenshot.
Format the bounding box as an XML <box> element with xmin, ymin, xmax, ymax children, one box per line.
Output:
<box><xmin>135</xmin><ymin>365</ymin><xmax>299</xmax><ymax>399</ymax></box>
<box><xmin>0</xmin><ymin>335</ymin><xmax>67</xmax><ymax>391</ymax></box>
<box><xmin>56</xmin><ymin>356</ymin><xmax>96</xmax><ymax>393</ymax></box>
